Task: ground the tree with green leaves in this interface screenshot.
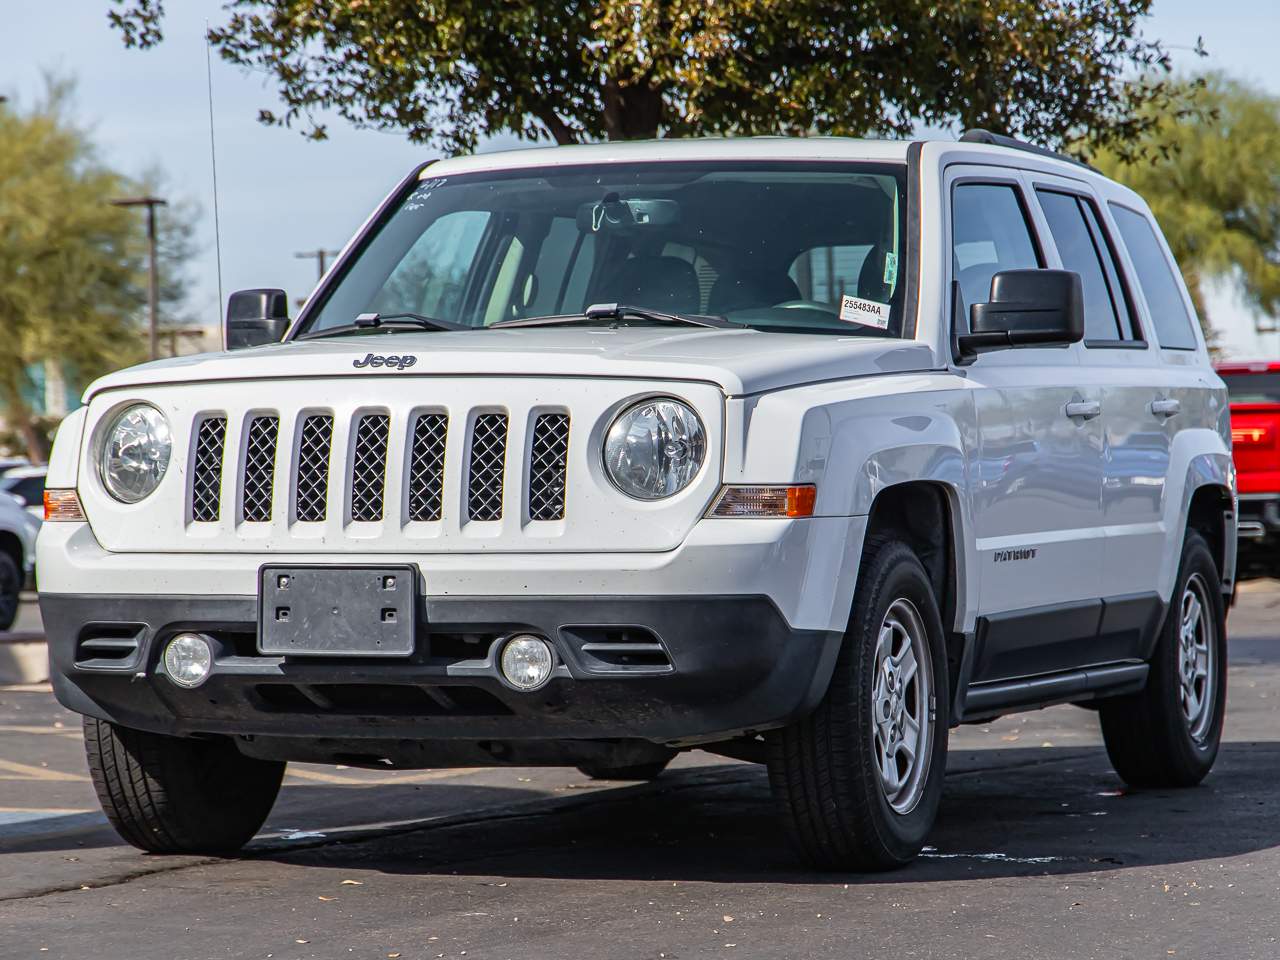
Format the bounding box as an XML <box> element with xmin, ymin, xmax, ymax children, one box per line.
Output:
<box><xmin>1095</xmin><ymin>73</ymin><xmax>1280</xmax><ymax>338</ymax></box>
<box><xmin>110</xmin><ymin>0</ymin><xmax>1182</xmax><ymax>157</ymax></box>
<box><xmin>0</xmin><ymin>84</ymin><xmax>196</xmax><ymax>461</ymax></box>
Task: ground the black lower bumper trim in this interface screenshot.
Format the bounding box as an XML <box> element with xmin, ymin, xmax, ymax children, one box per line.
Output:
<box><xmin>41</xmin><ymin>592</ymin><xmax>842</xmax><ymax>748</ymax></box>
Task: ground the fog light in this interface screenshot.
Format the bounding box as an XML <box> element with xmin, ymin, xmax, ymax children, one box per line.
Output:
<box><xmin>163</xmin><ymin>633</ymin><xmax>213</xmax><ymax>688</ymax></box>
<box><xmin>500</xmin><ymin>635</ymin><xmax>555</xmax><ymax>691</ymax></box>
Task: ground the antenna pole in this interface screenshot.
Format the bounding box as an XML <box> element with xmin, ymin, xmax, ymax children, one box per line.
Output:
<box><xmin>205</xmin><ymin>22</ymin><xmax>225</xmax><ymax>339</ymax></box>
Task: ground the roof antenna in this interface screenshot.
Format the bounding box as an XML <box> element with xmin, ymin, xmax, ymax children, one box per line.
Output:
<box><xmin>204</xmin><ymin>20</ymin><xmax>226</xmax><ymax>344</ymax></box>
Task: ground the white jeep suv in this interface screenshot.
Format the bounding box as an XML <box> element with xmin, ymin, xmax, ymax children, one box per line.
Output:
<box><xmin>37</xmin><ymin>133</ymin><xmax>1235</xmax><ymax>870</ymax></box>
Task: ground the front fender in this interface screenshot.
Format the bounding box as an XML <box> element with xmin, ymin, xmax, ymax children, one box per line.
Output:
<box><xmin>726</xmin><ymin>374</ymin><xmax>978</xmax><ymax>632</ymax></box>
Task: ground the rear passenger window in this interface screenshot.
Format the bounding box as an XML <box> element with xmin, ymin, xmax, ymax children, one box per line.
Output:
<box><xmin>1037</xmin><ymin>190</ymin><xmax>1132</xmax><ymax>341</ymax></box>
<box><xmin>1110</xmin><ymin>205</ymin><xmax>1198</xmax><ymax>350</ymax></box>
<box><xmin>951</xmin><ymin>184</ymin><xmax>1042</xmax><ymax>312</ymax></box>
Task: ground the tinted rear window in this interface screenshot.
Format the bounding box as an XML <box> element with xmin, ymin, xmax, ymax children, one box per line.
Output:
<box><xmin>1110</xmin><ymin>204</ymin><xmax>1198</xmax><ymax>350</ymax></box>
<box><xmin>1221</xmin><ymin>372</ymin><xmax>1280</xmax><ymax>403</ymax></box>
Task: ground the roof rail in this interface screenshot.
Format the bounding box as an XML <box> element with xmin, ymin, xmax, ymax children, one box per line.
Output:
<box><xmin>958</xmin><ymin>129</ymin><xmax>1094</xmax><ymax>171</ymax></box>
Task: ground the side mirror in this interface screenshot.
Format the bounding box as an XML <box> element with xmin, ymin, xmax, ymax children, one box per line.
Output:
<box><xmin>225</xmin><ymin>289</ymin><xmax>290</xmax><ymax>351</ymax></box>
<box><xmin>956</xmin><ymin>269</ymin><xmax>1084</xmax><ymax>363</ymax></box>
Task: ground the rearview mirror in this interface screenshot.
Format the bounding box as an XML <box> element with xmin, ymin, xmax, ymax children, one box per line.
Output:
<box><xmin>225</xmin><ymin>288</ymin><xmax>290</xmax><ymax>351</ymax></box>
<box><xmin>956</xmin><ymin>269</ymin><xmax>1083</xmax><ymax>363</ymax></box>
<box><xmin>575</xmin><ymin>195</ymin><xmax>681</xmax><ymax>234</ymax></box>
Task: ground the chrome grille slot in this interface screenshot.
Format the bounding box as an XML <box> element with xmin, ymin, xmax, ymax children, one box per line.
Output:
<box><xmin>191</xmin><ymin>416</ymin><xmax>226</xmax><ymax>522</ymax></box>
<box><xmin>467</xmin><ymin>413</ymin><xmax>508</xmax><ymax>521</ymax></box>
<box><xmin>350</xmin><ymin>413</ymin><xmax>390</xmax><ymax>521</ymax></box>
<box><xmin>295</xmin><ymin>414</ymin><xmax>333</xmax><ymax>522</ymax></box>
<box><xmin>407</xmin><ymin>413</ymin><xmax>448</xmax><ymax>522</ymax></box>
<box><xmin>528</xmin><ymin>413</ymin><xmax>570</xmax><ymax>521</ymax></box>
<box><xmin>242</xmin><ymin>416</ymin><xmax>279</xmax><ymax>522</ymax></box>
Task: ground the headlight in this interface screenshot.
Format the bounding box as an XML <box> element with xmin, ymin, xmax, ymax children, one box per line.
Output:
<box><xmin>603</xmin><ymin>397</ymin><xmax>706</xmax><ymax>500</ymax></box>
<box><xmin>99</xmin><ymin>404</ymin><xmax>172</xmax><ymax>503</ymax></box>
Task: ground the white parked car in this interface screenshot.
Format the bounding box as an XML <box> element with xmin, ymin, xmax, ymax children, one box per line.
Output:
<box><xmin>0</xmin><ymin>464</ymin><xmax>47</xmax><ymax>520</ymax></box>
<box><xmin>38</xmin><ymin>134</ymin><xmax>1235</xmax><ymax>869</ymax></box>
<box><xmin>0</xmin><ymin>486</ymin><xmax>39</xmax><ymax>631</ymax></box>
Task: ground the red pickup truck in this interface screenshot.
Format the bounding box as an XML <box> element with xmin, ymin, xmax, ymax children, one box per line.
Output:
<box><xmin>1217</xmin><ymin>361</ymin><xmax>1280</xmax><ymax>579</ymax></box>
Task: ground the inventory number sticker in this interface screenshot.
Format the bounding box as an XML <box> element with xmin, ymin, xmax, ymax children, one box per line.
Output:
<box><xmin>838</xmin><ymin>295</ymin><xmax>891</xmax><ymax>329</ymax></box>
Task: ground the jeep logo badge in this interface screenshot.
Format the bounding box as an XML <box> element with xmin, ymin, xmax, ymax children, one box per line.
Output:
<box><xmin>353</xmin><ymin>353</ymin><xmax>417</xmax><ymax>371</ymax></box>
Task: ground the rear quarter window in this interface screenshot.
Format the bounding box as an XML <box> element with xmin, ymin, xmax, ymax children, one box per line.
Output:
<box><xmin>1110</xmin><ymin>204</ymin><xmax>1198</xmax><ymax>350</ymax></box>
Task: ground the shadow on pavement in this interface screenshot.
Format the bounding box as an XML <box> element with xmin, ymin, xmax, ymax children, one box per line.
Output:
<box><xmin>241</xmin><ymin>743</ymin><xmax>1280</xmax><ymax>885</ymax></box>
<box><xmin>0</xmin><ymin>782</ymin><xmax>549</xmax><ymax>856</ymax></box>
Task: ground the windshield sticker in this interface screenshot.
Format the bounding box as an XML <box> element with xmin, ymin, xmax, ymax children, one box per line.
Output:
<box><xmin>883</xmin><ymin>251</ymin><xmax>898</xmax><ymax>286</ymax></box>
<box><xmin>839</xmin><ymin>295</ymin><xmax>891</xmax><ymax>329</ymax></box>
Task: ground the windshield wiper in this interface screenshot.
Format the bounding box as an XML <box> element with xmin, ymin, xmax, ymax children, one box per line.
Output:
<box><xmin>299</xmin><ymin>312</ymin><xmax>470</xmax><ymax>340</ymax></box>
<box><xmin>491</xmin><ymin>302</ymin><xmax>740</xmax><ymax>330</ymax></box>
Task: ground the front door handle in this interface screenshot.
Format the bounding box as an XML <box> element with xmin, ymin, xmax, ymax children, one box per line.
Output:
<box><xmin>1065</xmin><ymin>400</ymin><xmax>1101</xmax><ymax>420</ymax></box>
<box><xmin>1151</xmin><ymin>398</ymin><xmax>1181</xmax><ymax>418</ymax></box>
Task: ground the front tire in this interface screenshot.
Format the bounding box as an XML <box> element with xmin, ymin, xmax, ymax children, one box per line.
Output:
<box><xmin>768</xmin><ymin>537</ymin><xmax>949</xmax><ymax>871</ymax></box>
<box><xmin>1100</xmin><ymin>530</ymin><xmax>1227</xmax><ymax>788</ymax></box>
<box><xmin>0</xmin><ymin>552</ymin><xmax>20</xmax><ymax>632</ymax></box>
<box><xmin>84</xmin><ymin>718</ymin><xmax>285</xmax><ymax>854</ymax></box>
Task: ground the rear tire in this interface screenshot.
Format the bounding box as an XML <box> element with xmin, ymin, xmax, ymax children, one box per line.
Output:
<box><xmin>1100</xmin><ymin>530</ymin><xmax>1226</xmax><ymax>788</ymax></box>
<box><xmin>0</xmin><ymin>552</ymin><xmax>20</xmax><ymax>632</ymax></box>
<box><xmin>768</xmin><ymin>537</ymin><xmax>949</xmax><ymax>871</ymax></box>
<box><xmin>84</xmin><ymin>718</ymin><xmax>284</xmax><ymax>854</ymax></box>
<box><xmin>576</xmin><ymin>759</ymin><xmax>671</xmax><ymax>781</ymax></box>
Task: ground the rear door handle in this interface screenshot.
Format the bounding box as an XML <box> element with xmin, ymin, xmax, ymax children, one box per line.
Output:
<box><xmin>1065</xmin><ymin>400</ymin><xmax>1101</xmax><ymax>420</ymax></box>
<box><xmin>1151</xmin><ymin>398</ymin><xmax>1181</xmax><ymax>418</ymax></box>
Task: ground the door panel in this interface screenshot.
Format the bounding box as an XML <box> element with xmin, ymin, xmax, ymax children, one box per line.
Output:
<box><xmin>1030</xmin><ymin>175</ymin><xmax>1171</xmax><ymax>601</ymax></box>
<box><xmin>948</xmin><ymin>172</ymin><xmax>1106</xmax><ymax>669</ymax></box>
<box><xmin>970</xmin><ymin>360</ymin><xmax>1104</xmax><ymax>616</ymax></box>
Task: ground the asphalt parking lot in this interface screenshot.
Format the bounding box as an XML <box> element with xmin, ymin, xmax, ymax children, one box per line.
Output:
<box><xmin>3</xmin><ymin>586</ymin><xmax>1280</xmax><ymax>960</ymax></box>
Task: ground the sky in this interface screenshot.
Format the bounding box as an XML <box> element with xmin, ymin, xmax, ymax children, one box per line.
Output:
<box><xmin>3</xmin><ymin>0</ymin><xmax>1279</xmax><ymax>357</ymax></box>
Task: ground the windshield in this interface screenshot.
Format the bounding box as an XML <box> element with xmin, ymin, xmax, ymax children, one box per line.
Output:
<box><xmin>299</xmin><ymin>161</ymin><xmax>910</xmax><ymax>338</ymax></box>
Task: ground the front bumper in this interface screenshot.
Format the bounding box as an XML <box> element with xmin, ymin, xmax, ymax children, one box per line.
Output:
<box><xmin>42</xmin><ymin>591</ymin><xmax>842</xmax><ymax>748</ymax></box>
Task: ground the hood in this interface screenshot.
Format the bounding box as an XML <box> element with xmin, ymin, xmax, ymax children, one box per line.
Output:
<box><xmin>84</xmin><ymin>327</ymin><xmax>937</xmax><ymax>399</ymax></box>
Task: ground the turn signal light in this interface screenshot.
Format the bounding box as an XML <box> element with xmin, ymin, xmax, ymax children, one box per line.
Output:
<box><xmin>44</xmin><ymin>489</ymin><xmax>86</xmax><ymax>522</ymax></box>
<box><xmin>708</xmin><ymin>485</ymin><xmax>817</xmax><ymax>518</ymax></box>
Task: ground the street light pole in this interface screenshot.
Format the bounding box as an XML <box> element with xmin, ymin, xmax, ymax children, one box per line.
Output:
<box><xmin>110</xmin><ymin>196</ymin><xmax>168</xmax><ymax>360</ymax></box>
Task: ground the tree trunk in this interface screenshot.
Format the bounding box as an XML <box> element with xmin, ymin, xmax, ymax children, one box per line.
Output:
<box><xmin>537</xmin><ymin>110</ymin><xmax>579</xmax><ymax>145</ymax></box>
<box><xmin>0</xmin><ymin>376</ymin><xmax>50</xmax><ymax>465</ymax></box>
<box><xmin>601</xmin><ymin>77</ymin><xmax>664</xmax><ymax>141</ymax></box>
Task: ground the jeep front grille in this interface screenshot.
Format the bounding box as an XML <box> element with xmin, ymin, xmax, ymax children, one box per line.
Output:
<box><xmin>407</xmin><ymin>413</ymin><xmax>448</xmax><ymax>522</ymax></box>
<box><xmin>199</xmin><ymin>408</ymin><xmax>557</xmax><ymax>528</ymax></box>
<box><xmin>242</xmin><ymin>416</ymin><xmax>279</xmax><ymax>522</ymax></box>
<box><xmin>294</xmin><ymin>415</ymin><xmax>333</xmax><ymax>522</ymax></box>
<box><xmin>528</xmin><ymin>413</ymin><xmax>570</xmax><ymax>521</ymax></box>
<box><xmin>467</xmin><ymin>413</ymin><xmax>508</xmax><ymax>522</ymax></box>
<box><xmin>350</xmin><ymin>413</ymin><xmax>390</xmax><ymax>522</ymax></box>
<box><xmin>191</xmin><ymin>416</ymin><xmax>227</xmax><ymax>522</ymax></box>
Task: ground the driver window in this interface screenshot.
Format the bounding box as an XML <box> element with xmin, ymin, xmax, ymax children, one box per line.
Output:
<box><xmin>951</xmin><ymin>183</ymin><xmax>1042</xmax><ymax>310</ymax></box>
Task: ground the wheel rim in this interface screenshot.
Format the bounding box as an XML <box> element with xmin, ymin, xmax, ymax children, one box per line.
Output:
<box><xmin>871</xmin><ymin>597</ymin><xmax>933</xmax><ymax>815</ymax></box>
<box><xmin>1178</xmin><ymin>572</ymin><xmax>1216</xmax><ymax>744</ymax></box>
<box><xmin>0</xmin><ymin>563</ymin><xmax>16</xmax><ymax>625</ymax></box>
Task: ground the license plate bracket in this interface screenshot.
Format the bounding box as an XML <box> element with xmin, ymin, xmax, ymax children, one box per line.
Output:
<box><xmin>258</xmin><ymin>564</ymin><xmax>416</xmax><ymax>657</ymax></box>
